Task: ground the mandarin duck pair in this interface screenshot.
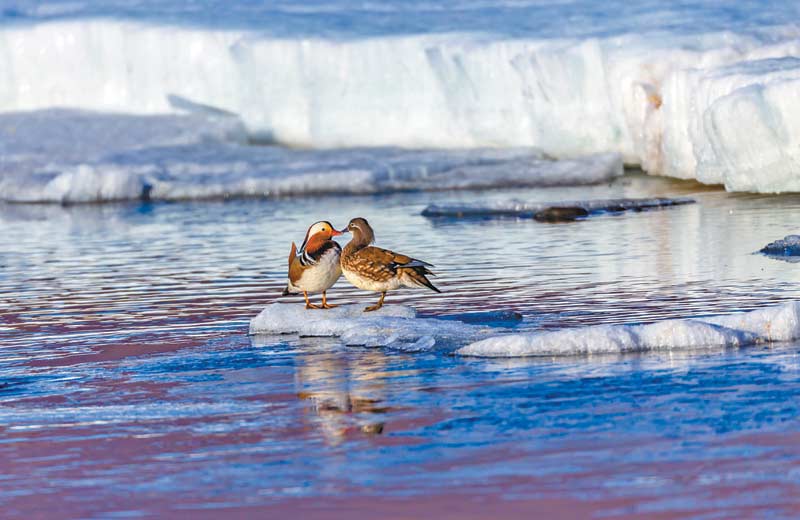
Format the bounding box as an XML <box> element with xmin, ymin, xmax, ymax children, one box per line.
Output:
<box><xmin>282</xmin><ymin>217</ymin><xmax>439</xmax><ymax>311</ymax></box>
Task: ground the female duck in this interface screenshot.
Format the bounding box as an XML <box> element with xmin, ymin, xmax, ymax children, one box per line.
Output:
<box><xmin>340</xmin><ymin>217</ymin><xmax>439</xmax><ymax>312</ymax></box>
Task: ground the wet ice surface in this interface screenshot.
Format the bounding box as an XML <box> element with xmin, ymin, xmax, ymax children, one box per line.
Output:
<box><xmin>250</xmin><ymin>303</ymin><xmax>496</xmax><ymax>352</ymax></box>
<box><xmin>253</xmin><ymin>300</ymin><xmax>800</xmax><ymax>357</ymax></box>
<box><xmin>4</xmin><ymin>174</ymin><xmax>800</xmax><ymax>517</ymax></box>
<box><xmin>459</xmin><ymin>302</ymin><xmax>800</xmax><ymax>357</ymax></box>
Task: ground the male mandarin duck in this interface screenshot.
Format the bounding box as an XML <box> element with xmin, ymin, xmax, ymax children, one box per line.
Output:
<box><xmin>282</xmin><ymin>220</ymin><xmax>343</xmax><ymax>309</ymax></box>
<box><xmin>340</xmin><ymin>217</ymin><xmax>440</xmax><ymax>312</ymax></box>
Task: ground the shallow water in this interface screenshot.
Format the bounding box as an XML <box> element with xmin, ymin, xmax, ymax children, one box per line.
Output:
<box><xmin>3</xmin><ymin>173</ymin><xmax>800</xmax><ymax>518</ymax></box>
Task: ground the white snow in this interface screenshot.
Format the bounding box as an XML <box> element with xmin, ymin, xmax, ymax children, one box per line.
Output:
<box><xmin>0</xmin><ymin>109</ymin><xmax>621</xmax><ymax>203</ymax></box>
<box><xmin>658</xmin><ymin>56</ymin><xmax>800</xmax><ymax>192</ymax></box>
<box><xmin>252</xmin><ymin>301</ymin><xmax>800</xmax><ymax>357</ymax></box>
<box><xmin>457</xmin><ymin>302</ymin><xmax>800</xmax><ymax>357</ymax></box>
<box><xmin>249</xmin><ymin>303</ymin><xmax>487</xmax><ymax>351</ymax></box>
<box><xmin>3</xmin><ymin>4</ymin><xmax>800</xmax><ymax>191</ymax></box>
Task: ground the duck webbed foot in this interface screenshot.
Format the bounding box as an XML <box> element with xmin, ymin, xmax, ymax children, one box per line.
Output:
<box><xmin>321</xmin><ymin>291</ymin><xmax>338</xmax><ymax>309</ymax></box>
<box><xmin>363</xmin><ymin>292</ymin><xmax>386</xmax><ymax>312</ymax></box>
<box><xmin>304</xmin><ymin>291</ymin><xmax>321</xmax><ymax>310</ymax></box>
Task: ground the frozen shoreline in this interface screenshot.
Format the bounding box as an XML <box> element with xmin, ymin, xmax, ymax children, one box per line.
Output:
<box><xmin>0</xmin><ymin>109</ymin><xmax>622</xmax><ymax>203</ymax></box>
<box><xmin>2</xmin><ymin>11</ymin><xmax>800</xmax><ymax>192</ymax></box>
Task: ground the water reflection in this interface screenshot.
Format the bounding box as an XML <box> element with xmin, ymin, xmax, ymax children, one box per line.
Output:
<box><xmin>6</xmin><ymin>173</ymin><xmax>800</xmax><ymax>517</ymax></box>
<box><xmin>294</xmin><ymin>348</ymin><xmax>394</xmax><ymax>445</ymax></box>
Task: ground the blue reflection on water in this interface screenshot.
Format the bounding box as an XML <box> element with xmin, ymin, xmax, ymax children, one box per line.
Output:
<box><xmin>3</xmin><ymin>175</ymin><xmax>800</xmax><ymax>516</ymax></box>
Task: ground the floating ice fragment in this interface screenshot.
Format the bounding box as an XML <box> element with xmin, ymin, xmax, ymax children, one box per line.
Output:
<box><xmin>421</xmin><ymin>197</ymin><xmax>695</xmax><ymax>220</ymax></box>
<box><xmin>457</xmin><ymin>302</ymin><xmax>800</xmax><ymax>357</ymax></box>
<box><xmin>249</xmin><ymin>303</ymin><xmax>488</xmax><ymax>351</ymax></box>
<box><xmin>759</xmin><ymin>235</ymin><xmax>800</xmax><ymax>261</ymax></box>
<box><xmin>701</xmin><ymin>301</ymin><xmax>800</xmax><ymax>343</ymax></box>
<box><xmin>248</xmin><ymin>303</ymin><xmax>416</xmax><ymax>336</ymax></box>
<box><xmin>253</xmin><ymin>301</ymin><xmax>800</xmax><ymax>358</ymax></box>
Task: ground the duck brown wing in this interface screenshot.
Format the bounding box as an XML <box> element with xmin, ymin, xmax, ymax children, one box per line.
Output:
<box><xmin>288</xmin><ymin>242</ymin><xmax>305</xmax><ymax>284</ymax></box>
<box><xmin>345</xmin><ymin>246</ymin><xmax>440</xmax><ymax>292</ymax></box>
<box><xmin>345</xmin><ymin>247</ymin><xmax>398</xmax><ymax>282</ymax></box>
<box><xmin>354</xmin><ymin>246</ymin><xmax>434</xmax><ymax>274</ymax></box>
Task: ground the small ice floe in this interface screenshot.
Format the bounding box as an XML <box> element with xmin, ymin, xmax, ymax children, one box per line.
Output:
<box><xmin>421</xmin><ymin>197</ymin><xmax>695</xmax><ymax>222</ymax></box>
<box><xmin>249</xmin><ymin>303</ymin><xmax>489</xmax><ymax>351</ymax></box>
<box><xmin>457</xmin><ymin>301</ymin><xmax>800</xmax><ymax>357</ymax></box>
<box><xmin>759</xmin><ymin>235</ymin><xmax>800</xmax><ymax>262</ymax></box>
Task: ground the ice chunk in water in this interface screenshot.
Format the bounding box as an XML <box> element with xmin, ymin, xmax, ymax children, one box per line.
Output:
<box><xmin>249</xmin><ymin>303</ymin><xmax>417</xmax><ymax>336</ymax></box>
<box><xmin>457</xmin><ymin>320</ymin><xmax>757</xmax><ymax>357</ymax></box>
<box><xmin>702</xmin><ymin>301</ymin><xmax>800</xmax><ymax>342</ymax></box>
<box><xmin>457</xmin><ymin>302</ymin><xmax>800</xmax><ymax>357</ymax></box>
<box><xmin>759</xmin><ymin>235</ymin><xmax>800</xmax><ymax>260</ymax></box>
<box><xmin>253</xmin><ymin>302</ymin><xmax>800</xmax><ymax>357</ymax></box>
<box><xmin>422</xmin><ymin>197</ymin><xmax>694</xmax><ymax>220</ymax></box>
<box><xmin>249</xmin><ymin>303</ymin><xmax>487</xmax><ymax>350</ymax></box>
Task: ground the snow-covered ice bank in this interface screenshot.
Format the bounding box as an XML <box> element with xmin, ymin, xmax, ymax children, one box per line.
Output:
<box><xmin>421</xmin><ymin>197</ymin><xmax>694</xmax><ymax>220</ymax></box>
<box><xmin>458</xmin><ymin>301</ymin><xmax>800</xmax><ymax>357</ymax></box>
<box><xmin>658</xmin><ymin>57</ymin><xmax>800</xmax><ymax>192</ymax></box>
<box><xmin>4</xmin><ymin>3</ymin><xmax>800</xmax><ymax>191</ymax></box>
<box><xmin>249</xmin><ymin>303</ymin><xmax>490</xmax><ymax>351</ymax></box>
<box><xmin>0</xmin><ymin>109</ymin><xmax>621</xmax><ymax>203</ymax></box>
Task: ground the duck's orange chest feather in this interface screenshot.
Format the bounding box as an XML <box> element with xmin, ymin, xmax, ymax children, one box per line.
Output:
<box><xmin>304</xmin><ymin>234</ymin><xmax>328</xmax><ymax>255</ymax></box>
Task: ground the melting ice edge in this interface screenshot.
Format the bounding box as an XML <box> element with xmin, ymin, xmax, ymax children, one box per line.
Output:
<box><xmin>250</xmin><ymin>301</ymin><xmax>800</xmax><ymax>357</ymax></box>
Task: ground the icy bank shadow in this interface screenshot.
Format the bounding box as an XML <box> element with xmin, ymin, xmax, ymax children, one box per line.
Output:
<box><xmin>421</xmin><ymin>197</ymin><xmax>695</xmax><ymax>223</ymax></box>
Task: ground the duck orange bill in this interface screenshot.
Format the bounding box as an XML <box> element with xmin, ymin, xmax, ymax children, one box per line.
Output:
<box><xmin>331</xmin><ymin>229</ymin><xmax>343</xmax><ymax>236</ymax></box>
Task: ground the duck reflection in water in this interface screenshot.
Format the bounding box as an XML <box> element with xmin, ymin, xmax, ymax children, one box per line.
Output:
<box><xmin>295</xmin><ymin>347</ymin><xmax>395</xmax><ymax>445</ymax></box>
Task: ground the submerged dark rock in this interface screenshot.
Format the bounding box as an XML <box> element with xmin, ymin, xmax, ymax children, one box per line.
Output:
<box><xmin>533</xmin><ymin>206</ymin><xmax>590</xmax><ymax>222</ymax></box>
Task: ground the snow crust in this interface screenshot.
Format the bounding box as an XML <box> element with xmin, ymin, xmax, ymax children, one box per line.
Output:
<box><xmin>458</xmin><ymin>302</ymin><xmax>800</xmax><ymax>357</ymax></box>
<box><xmin>252</xmin><ymin>301</ymin><xmax>800</xmax><ymax>357</ymax></box>
<box><xmin>422</xmin><ymin>197</ymin><xmax>694</xmax><ymax>219</ymax></box>
<box><xmin>3</xmin><ymin>5</ymin><xmax>800</xmax><ymax>191</ymax></box>
<box><xmin>249</xmin><ymin>303</ymin><xmax>485</xmax><ymax>351</ymax></box>
<box><xmin>0</xmin><ymin>109</ymin><xmax>621</xmax><ymax>203</ymax></box>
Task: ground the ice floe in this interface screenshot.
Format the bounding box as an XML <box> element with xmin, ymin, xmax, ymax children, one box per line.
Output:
<box><xmin>249</xmin><ymin>303</ymin><xmax>490</xmax><ymax>351</ymax></box>
<box><xmin>421</xmin><ymin>197</ymin><xmax>695</xmax><ymax>220</ymax></box>
<box><xmin>759</xmin><ymin>235</ymin><xmax>800</xmax><ymax>262</ymax></box>
<box><xmin>251</xmin><ymin>301</ymin><xmax>800</xmax><ymax>358</ymax></box>
<box><xmin>0</xmin><ymin>109</ymin><xmax>621</xmax><ymax>203</ymax></box>
<box><xmin>457</xmin><ymin>302</ymin><xmax>800</xmax><ymax>357</ymax></box>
